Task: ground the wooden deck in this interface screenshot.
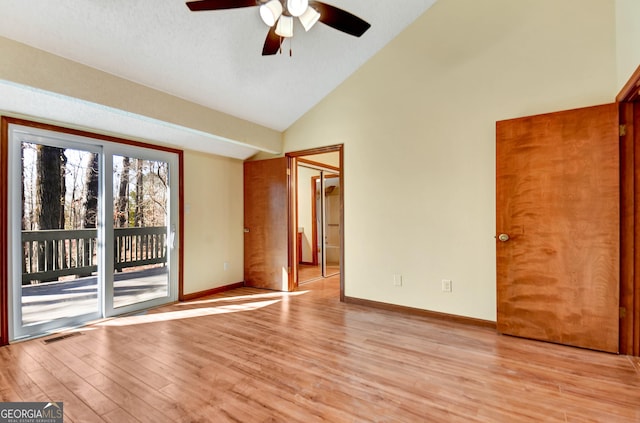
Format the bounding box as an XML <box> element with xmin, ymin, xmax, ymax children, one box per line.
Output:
<box><xmin>1</xmin><ymin>275</ymin><xmax>639</xmax><ymax>422</ymax></box>
<box><xmin>21</xmin><ymin>267</ymin><xmax>168</xmax><ymax>325</ymax></box>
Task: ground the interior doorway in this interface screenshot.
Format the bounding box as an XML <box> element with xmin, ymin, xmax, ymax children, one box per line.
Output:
<box><xmin>298</xmin><ymin>169</ymin><xmax>340</xmax><ymax>283</ymax></box>
<box><xmin>286</xmin><ymin>146</ymin><xmax>344</xmax><ymax>297</ymax></box>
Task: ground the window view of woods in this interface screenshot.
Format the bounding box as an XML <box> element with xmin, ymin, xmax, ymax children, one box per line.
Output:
<box><xmin>21</xmin><ymin>143</ymin><xmax>99</xmax><ymax>286</ymax></box>
<box><xmin>113</xmin><ymin>155</ymin><xmax>168</xmax><ymax>230</ymax></box>
<box><xmin>21</xmin><ymin>143</ymin><xmax>169</xmax><ymax>286</ymax></box>
<box><xmin>22</xmin><ymin>144</ymin><xmax>97</xmax><ymax>233</ymax></box>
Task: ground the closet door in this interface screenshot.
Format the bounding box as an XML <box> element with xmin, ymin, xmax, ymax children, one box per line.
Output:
<box><xmin>496</xmin><ymin>103</ymin><xmax>619</xmax><ymax>352</ymax></box>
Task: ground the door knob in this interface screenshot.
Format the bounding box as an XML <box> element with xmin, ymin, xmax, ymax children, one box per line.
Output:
<box><xmin>498</xmin><ymin>233</ymin><xmax>510</xmax><ymax>242</ymax></box>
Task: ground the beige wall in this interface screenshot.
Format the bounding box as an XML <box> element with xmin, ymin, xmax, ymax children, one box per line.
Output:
<box><xmin>183</xmin><ymin>150</ymin><xmax>244</xmax><ymax>294</ymax></box>
<box><xmin>303</xmin><ymin>152</ymin><xmax>340</xmax><ymax>168</ymax></box>
<box><xmin>616</xmin><ymin>0</ymin><xmax>640</xmax><ymax>89</ymax></box>
<box><xmin>0</xmin><ymin>36</ymin><xmax>281</xmax><ymax>153</ymax></box>
<box><xmin>283</xmin><ymin>0</ymin><xmax>618</xmax><ymax>321</ymax></box>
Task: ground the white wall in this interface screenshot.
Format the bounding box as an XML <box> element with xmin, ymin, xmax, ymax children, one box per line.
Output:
<box><xmin>283</xmin><ymin>0</ymin><xmax>618</xmax><ymax>321</ymax></box>
<box><xmin>616</xmin><ymin>0</ymin><xmax>640</xmax><ymax>89</ymax></box>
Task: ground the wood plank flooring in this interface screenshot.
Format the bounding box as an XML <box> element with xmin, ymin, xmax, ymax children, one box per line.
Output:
<box><xmin>1</xmin><ymin>276</ymin><xmax>639</xmax><ymax>422</ymax></box>
<box><xmin>297</xmin><ymin>264</ymin><xmax>340</xmax><ymax>284</ymax></box>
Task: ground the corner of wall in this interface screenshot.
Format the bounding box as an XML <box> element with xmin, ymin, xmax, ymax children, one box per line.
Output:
<box><xmin>616</xmin><ymin>0</ymin><xmax>640</xmax><ymax>90</ymax></box>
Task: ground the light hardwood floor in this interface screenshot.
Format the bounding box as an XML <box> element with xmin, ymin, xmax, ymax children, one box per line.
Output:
<box><xmin>1</xmin><ymin>276</ymin><xmax>639</xmax><ymax>422</ymax></box>
<box><xmin>297</xmin><ymin>264</ymin><xmax>340</xmax><ymax>284</ymax></box>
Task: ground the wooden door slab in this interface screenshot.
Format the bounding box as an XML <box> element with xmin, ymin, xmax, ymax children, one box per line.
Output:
<box><xmin>496</xmin><ymin>103</ymin><xmax>619</xmax><ymax>353</ymax></box>
<box><xmin>244</xmin><ymin>158</ymin><xmax>290</xmax><ymax>291</ymax></box>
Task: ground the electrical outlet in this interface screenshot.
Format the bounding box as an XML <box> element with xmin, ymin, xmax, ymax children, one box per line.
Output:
<box><xmin>441</xmin><ymin>279</ymin><xmax>452</xmax><ymax>292</ymax></box>
<box><xmin>224</xmin><ymin>262</ymin><xmax>229</xmax><ymax>271</ymax></box>
<box><xmin>393</xmin><ymin>274</ymin><xmax>403</xmax><ymax>287</ymax></box>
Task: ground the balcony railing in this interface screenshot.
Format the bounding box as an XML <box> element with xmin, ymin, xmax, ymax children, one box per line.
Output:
<box><xmin>22</xmin><ymin>226</ymin><xmax>167</xmax><ymax>285</ymax></box>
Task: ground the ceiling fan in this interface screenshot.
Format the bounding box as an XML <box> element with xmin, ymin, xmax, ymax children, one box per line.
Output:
<box><xmin>186</xmin><ymin>0</ymin><xmax>371</xmax><ymax>56</ymax></box>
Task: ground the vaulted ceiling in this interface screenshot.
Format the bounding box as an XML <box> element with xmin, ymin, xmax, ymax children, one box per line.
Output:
<box><xmin>0</xmin><ymin>0</ymin><xmax>437</xmax><ymax>133</ymax></box>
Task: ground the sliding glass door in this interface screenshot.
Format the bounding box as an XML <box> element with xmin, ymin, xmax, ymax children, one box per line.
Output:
<box><xmin>8</xmin><ymin>124</ymin><xmax>179</xmax><ymax>341</ymax></box>
<box><xmin>12</xmin><ymin>137</ymin><xmax>103</xmax><ymax>338</ymax></box>
<box><xmin>106</xmin><ymin>148</ymin><xmax>176</xmax><ymax>316</ymax></box>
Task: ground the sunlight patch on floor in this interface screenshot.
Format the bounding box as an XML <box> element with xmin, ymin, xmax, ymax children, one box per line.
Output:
<box><xmin>97</xmin><ymin>299</ymin><xmax>281</xmax><ymax>326</ymax></box>
<box><xmin>175</xmin><ymin>290</ymin><xmax>309</xmax><ymax>307</ymax></box>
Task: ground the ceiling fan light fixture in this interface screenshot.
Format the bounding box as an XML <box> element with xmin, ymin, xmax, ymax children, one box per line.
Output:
<box><xmin>299</xmin><ymin>6</ymin><xmax>320</xmax><ymax>31</ymax></box>
<box><xmin>275</xmin><ymin>15</ymin><xmax>293</xmax><ymax>37</ymax></box>
<box><xmin>259</xmin><ymin>0</ymin><xmax>283</xmax><ymax>27</ymax></box>
<box><xmin>287</xmin><ymin>0</ymin><xmax>308</xmax><ymax>17</ymax></box>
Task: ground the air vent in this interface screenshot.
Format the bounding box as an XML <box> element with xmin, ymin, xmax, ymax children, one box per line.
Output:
<box><xmin>43</xmin><ymin>333</ymin><xmax>80</xmax><ymax>344</ymax></box>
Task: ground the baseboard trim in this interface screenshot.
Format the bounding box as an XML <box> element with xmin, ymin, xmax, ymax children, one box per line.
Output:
<box><xmin>180</xmin><ymin>282</ymin><xmax>244</xmax><ymax>302</ymax></box>
<box><xmin>343</xmin><ymin>296</ymin><xmax>497</xmax><ymax>329</ymax></box>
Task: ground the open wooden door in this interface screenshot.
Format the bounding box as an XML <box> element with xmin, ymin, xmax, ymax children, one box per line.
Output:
<box><xmin>496</xmin><ymin>103</ymin><xmax>620</xmax><ymax>353</ymax></box>
<box><xmin>244</xmin><ymin>157</ymin><xmax>292</xmax><ymax>291</ymax></box>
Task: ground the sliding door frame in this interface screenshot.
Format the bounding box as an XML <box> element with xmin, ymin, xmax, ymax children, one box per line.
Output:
<box><xmin>103</xmin><ymin>143</ymin><xmax>180</xmax><ymax>317</ymax></box>
<box><xmin>0</xmin><ymin>116</ymin><xmax>184</xmax><ymax>345</ymax></box>
<box><xmin>305</xmin><ymin>171</ymin><xmax>340</xmax><ymax>277</ymax></box>
<box><xmin>8</xmin><ymin>128</ymin><xmax>106</xmax><ymax>340</ymax></box>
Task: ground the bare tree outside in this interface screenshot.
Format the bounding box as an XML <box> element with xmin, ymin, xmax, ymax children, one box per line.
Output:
<box><xmin>113</xmin><ymin>156</ymin><xmax>167</xmax><ymax>228</ymax></box>
<box><xmin>35</xmin><ymin>145</ymin><xmax>66</xmax><ymax>231</ymax></box>
<box><xmin>134</xmin><ymin>158</ymin><xmax>144</xmax><ymax>227</ymax></box>
<box><xmin>34</xmin><ymin>145</ymin><xmax>66</xmax><ymax>281</ymax></box>
<box><xmin>115</xmin><ymin>156</ymin><xmax>130</xmax><ymax>228</ymax></box>
<box><xmin>81</xmin><ymin>153</ymin><xmax>99</xmax><ymax>229</ymax></box>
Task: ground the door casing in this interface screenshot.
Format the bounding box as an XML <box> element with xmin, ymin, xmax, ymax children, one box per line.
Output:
<box><xmin>287</xmin><ymin>145</ymin><xmax>344</xmax><ymax>300</ymax></box>
<box><xmin>618</xmin><ymin>64</ymin><xmax>640</xmax><ymax>356</ymax></box>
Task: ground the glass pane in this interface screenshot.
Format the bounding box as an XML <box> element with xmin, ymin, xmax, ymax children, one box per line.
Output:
<box><xmin>323</xmin><ymin>175</ymin><xmax>340</xmax><ymax>277</ymax></box>
<box><xmin>20</xmin><ymin>143</ymin><xmax>100</xmax><ymax>326</ymax></box>
<box><xmin>112</xmin><ymin>155</ymin><xmax>169</xmax><ymax>308</ymax></box>
<box><xmin>297</xmin><ymin>167</ymin><xmax>321</xmax><ymax>283</ymax></box>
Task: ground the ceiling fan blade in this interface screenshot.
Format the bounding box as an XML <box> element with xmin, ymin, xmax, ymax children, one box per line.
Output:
<box><xmin>186</xmin><ymin>0</ymin><xmax>257</xmax><ymax>11</ymax></box>
<box><xmin>262</xmin><ymin>26</ymin><xmax>282</xmax><ymax>56</ymax></box>
<box><xmin>309</xmin><ymin>1</ymin><xmax>371</xmax><ymax>37</ymax></box>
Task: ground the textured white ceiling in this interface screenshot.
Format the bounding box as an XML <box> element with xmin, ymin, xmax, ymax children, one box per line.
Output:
<box><xmin>0</xmin><ymin>0</ymin><xmax>436</xmax><ymax>132</ymax></box>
